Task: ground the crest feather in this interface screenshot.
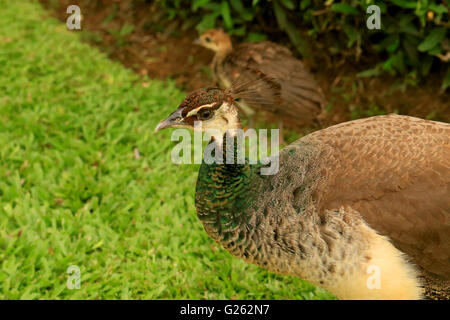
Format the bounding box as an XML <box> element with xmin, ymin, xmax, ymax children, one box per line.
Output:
<box><xmin>226</xmin><ymin>68</ymin><xmax>283</xmax><ymax>108</ymax></box>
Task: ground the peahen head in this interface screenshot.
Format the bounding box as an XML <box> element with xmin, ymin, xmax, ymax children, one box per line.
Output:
<box><xmin>155</xmin><ymin>87</ymin><xmax>241</xmax><ymax>134</ymax></box>
<box><xmin>193</xmin><ymin>29</ymin><xmax>233</xmax><ymax>56</ymax></box>
<box><xmin>156</xmin><ymin>71</ymin><xmax>282</xmax><ymax>134</ymax></box>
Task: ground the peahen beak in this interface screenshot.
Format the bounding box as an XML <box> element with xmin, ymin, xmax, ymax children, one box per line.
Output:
<box><xmin>192</xmin><ymin>37</ymin><xmax>202</xmax><ymax>45</ymax></box>
<box><xmin>155</xmin><ymin>108</ymin><xmax>184</xmax><ymax>132</ymax></box>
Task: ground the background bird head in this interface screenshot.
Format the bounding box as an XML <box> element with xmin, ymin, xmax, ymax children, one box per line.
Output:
<box><xmin>194</xmin><ymin>29</ymin><xmax>232</xmax><ymax>55</ymax></box>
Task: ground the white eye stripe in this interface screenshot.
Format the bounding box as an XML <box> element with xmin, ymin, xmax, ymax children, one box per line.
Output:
<box><xmin>186</xmin><ymin>103</ymin><xmax>216</xmax><ymax>118</ymax></box>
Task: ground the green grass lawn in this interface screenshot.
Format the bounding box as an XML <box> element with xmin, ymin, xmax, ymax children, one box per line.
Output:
<box><xmin>0</xmin><ymin>0</ymin><xmax>334</xmax><ymax>299</ymax></box>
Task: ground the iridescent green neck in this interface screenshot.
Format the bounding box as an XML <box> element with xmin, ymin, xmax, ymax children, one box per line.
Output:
<box><xmin>195</xmin><ymin>137</ymin><xmax>260</xmax><ymax>246</ymax></box>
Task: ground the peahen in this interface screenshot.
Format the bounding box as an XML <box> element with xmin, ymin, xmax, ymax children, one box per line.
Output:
<box><xmin>155</xmin><ymin>78</ymin><xmax>450</xmax><ymax>300</ymax></box>
<box><xmin>194</xmin><ymin>29</ymin><xmax>326</xmax><ymax>128</ymax></box>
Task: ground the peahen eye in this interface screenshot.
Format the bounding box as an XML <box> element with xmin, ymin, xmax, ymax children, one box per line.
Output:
<box><xmin>205</xmin><ymin>37</ymin><xmax>211</xmax><ymax>43</ymax></box>
<box><xmin>198</xmin><ymin>109</ymin><xmax>212</xmax><ymax>120</ymax></box>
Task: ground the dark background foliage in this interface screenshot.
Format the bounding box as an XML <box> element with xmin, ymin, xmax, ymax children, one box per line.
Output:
<box><xmin>151</xmin><ymin>0</ymin><xmax>449</xmax><ymax>89</ymax></box>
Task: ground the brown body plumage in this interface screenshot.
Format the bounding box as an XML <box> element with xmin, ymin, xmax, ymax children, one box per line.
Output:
<box><xmin>156</xmin><ymin>81</ymin><xmax>450</xmax><ymax>299</ymax></box>
<box><xmin>307</xmin><ymin>116</ymin><xmax>450</xmax><ymax>279</ymax></box>
<box><xmin>287</xmin><ymin>115</ymin><xmax>450</xmax><ymax>299</ymax></box>
<box><xmin>195</xmin><ymin>29</ymin><xmax>326</xmax><ymax>127</ymax></box>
